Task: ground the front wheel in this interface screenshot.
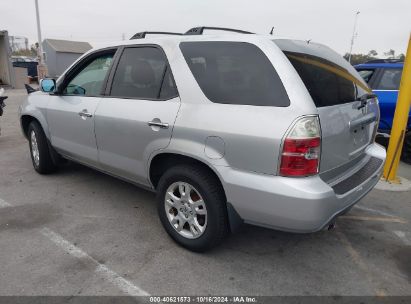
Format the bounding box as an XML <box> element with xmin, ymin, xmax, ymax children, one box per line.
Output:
<box><xmin>156</xmin><ymin>165</ymin><xmax>228</xmax><ymax>252</ymax></box>
<box><xmin>28</xmin><ymin>121</ymin><xmax>57</xmax><ymax>174</ymax></box>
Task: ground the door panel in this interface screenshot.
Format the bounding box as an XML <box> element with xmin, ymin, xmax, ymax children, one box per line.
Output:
<box><xmin>94</xmin><ymin>97</ymin><xmax>180</xmax><ymax>185</ymax></box>
<box><xmin>318</xmin><ymin>99</ymin><xmax>378</xmax><ymax>171</ymax></box>
<box><xmin>94</xmin><ymin>46</ymin><xmax>180</xmax><ymax>185</ymax></box>
<box><xmin>47</xmin><ymin>96</ymin><xmax>101</xmax><ymax>166</ymax></box>
<box><xmin>46</xmin><ymin>50</ymin><xmax>116</xmax><ymax>166</ymax></box>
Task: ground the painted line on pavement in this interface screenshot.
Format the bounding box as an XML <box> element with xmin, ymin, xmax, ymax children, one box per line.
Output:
<box><xmin>354</xmin><ymin>205</ymin><xmax>398</xmax><ymax>218</ymax></box>
<box><xmin>0</xmin><ymin>198</ymin><xmax>12</xmax><ymax>208</ymax></box>
<box><xmin>393</xmin><ymin>231</ymin><xmax>411</xmax><ymax>246</ymax></box>
<box><xmin>40</xmin><ymin>227</ymin><xmax>150</xmax><ymax>297</ymax></box>
<box><xmin>340</xmin><ymin>215</ymin><xmax>407</xmax><ymax>224</ymax></box>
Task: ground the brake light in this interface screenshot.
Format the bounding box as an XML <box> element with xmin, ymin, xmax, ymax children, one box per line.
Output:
<box><xmin>280</xmin><ymin>116</ymin><xmax>321</xmax><ymax>177</ymax></box>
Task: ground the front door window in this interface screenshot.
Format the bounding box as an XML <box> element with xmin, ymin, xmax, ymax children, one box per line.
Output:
<box><xmin>63</xmin><ymin>54</ymin><xmax>114</xmax><ymax>96</ymax></box>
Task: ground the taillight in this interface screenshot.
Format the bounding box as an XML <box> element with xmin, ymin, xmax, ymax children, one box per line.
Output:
<box><xmin>280</xmin><ymin>116</ymin><xmax>321</xmax><ymax>177</ymax></box>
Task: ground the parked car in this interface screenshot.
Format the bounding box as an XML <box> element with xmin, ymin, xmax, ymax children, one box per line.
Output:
<box><xmin>355</xmin><ymin>60</ymin><xmax>410</xmax><ymax>163</ymax></box>
<box><xmin>19</xmin><ymin>27</ymin><xmax>386</xmax><ymax>251</ymax></box>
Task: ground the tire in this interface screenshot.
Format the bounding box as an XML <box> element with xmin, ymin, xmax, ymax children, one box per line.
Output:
<box><xmin>156</xmin><ymin>165</ymin><xmax>228</xmax><ymax>252</ymax></box>
<box><xmin>28</xmin><ymin>121</ymin><xmax>57</xmax><ymax>174</ymax></box>
<box><xmin>401</xmin><ymin>132</ymin><xmax>411</xmax><ymax>165</ymax></box>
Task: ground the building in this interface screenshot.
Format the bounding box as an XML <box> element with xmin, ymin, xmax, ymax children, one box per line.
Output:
<box><xmin>42</xmin><ymin>39</ymin><xmax>92</xmax><ymax>77</ymax></box>
<box><xmin>9</xmin><ymin>35</ymin><xmax>29</xmax><ymax>52</ymax></box>
<box><xmin>0</xmin><ymin>30</ymin><xmax>15</xmax><ymax>87</ymax></box>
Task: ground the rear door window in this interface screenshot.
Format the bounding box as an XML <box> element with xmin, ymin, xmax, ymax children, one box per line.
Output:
<box><xmin>283</xmin><ymin>51</ymin><xmax>369</xmax><ymax>107</ymax></box>
<box><xmin>376</xmin><ymin>68</ymin><xmax>402</xmax><ymax>90</ymax></box>
<box><xmin>109</xmin><ymin>47</ymin><xmax>178</xmax><ymax>100</ymax></box>
<box><xmin>180</xmin><ymin>41</ymin><xmax>290</xmax><ymax>107</ymax></box>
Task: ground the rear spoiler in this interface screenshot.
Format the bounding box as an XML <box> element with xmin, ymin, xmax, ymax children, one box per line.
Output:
<box><xmin>25</xmin><ymin>84</ymin><xmax>38</xmax><ymax>94</ymax></box>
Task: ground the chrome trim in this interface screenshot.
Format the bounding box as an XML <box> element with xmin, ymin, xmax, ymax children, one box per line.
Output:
<box><xmin>148</xmin><ymin>121</ymin><xmax>169</xmax><ymax>129</ymax></box>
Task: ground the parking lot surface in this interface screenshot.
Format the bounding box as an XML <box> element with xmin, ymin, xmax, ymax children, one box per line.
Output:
<box><xmin>0</xmin><ymin>89</ymin><xmax>410</xmax><ymax>296</ymax></box>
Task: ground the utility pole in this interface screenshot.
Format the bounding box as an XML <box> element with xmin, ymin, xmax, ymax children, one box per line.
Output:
<box><xmin>348</xmin><ymin>11</ymin><xmax>360</xmax><ymax>64</ymax></box>
<box><xmin>34</xmin><ymin>0</ymin><xmax>48</xmax><ymax>78</ymax></box>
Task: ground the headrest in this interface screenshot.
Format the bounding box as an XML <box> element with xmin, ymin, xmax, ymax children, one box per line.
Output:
<box><xmin>131</xmin><ymin>60</ymin><xmax>156</xmax><ymax>86</ymax></box>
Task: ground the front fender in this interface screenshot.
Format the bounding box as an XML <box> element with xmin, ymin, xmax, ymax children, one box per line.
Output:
<box><xmin>20</xmin><ymin>92</ymin><xmax>51</xmax><ymax>139</ymax></box>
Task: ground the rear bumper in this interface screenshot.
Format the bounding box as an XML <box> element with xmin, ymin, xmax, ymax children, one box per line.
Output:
<box><xmin>217</xmin><ymin>143</ymin><xmax>386</xmax><ymax>233</ymax></box>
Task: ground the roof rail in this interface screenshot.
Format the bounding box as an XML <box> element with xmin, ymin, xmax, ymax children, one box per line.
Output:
<box><xmin>130</xmin><ymin>31</ymin><xmax>183</xmax><ymax>40</ymax></box>
<box><xmin>365</xmin><ymin>59</ymin><xmax>404</xmax><ymax>64</ymax></box>
<box><xmin>185</xmin><ymin>26</ymin><xmax>254</xmax><ymax>35</ymax></box>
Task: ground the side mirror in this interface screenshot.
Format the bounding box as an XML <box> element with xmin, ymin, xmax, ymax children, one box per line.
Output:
<box><xmin>40</xmin><ymin>78</ymin><xmax>56</xmax><ymax>93</ymax></box>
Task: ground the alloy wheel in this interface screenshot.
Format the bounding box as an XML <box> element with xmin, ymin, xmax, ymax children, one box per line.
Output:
<box><xmin>164</xmin><ymin>182</ymin><xmax>207</xmax><ymax>239</ymax></box>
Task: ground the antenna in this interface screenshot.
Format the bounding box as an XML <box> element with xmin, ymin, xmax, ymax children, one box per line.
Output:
<box><xmin>348</xmin><ymin>11</ymin><xmax>360</xmax><ymax>64</ymax></box>
<box><xmin>270</xmin><ymin>27</ymin><xmax>274</xmax><ymax>35</ymax></box>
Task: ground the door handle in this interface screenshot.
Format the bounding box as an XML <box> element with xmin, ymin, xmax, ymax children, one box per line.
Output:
<box><xmin>148</xmin><ymin>121</ymin><xmax>169</xmax><ymax>129</ymax></box>
<box><xmin>78</xmin><ymin>109</ymin><xmax>93</xmax><ymax>118</ymax></box>
<box><xmin>349</xmin><ymin>113</ymin><xmax>376</xmax><ymax>131</ymax></box>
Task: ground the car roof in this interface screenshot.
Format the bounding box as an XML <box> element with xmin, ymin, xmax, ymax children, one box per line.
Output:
<box><xmin>355</xmin><ymin>62</ymin><xmax>404</xmax><ymax>69</ymax></box>
<box><xmin>89</xmin><ymin>34</ymin><xmax>309</xmax><ymax>52</ymax></box>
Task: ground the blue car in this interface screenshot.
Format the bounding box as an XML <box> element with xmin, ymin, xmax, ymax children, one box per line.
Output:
<box><xmin>355</xmin><ymin>59</ymin><xmax>410</xmax><ymax>163</ymax></box>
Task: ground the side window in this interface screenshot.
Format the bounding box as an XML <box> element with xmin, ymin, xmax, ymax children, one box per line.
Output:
<box><xmin>376</xmin><ymin>69</ymin><xmax>402</xmax><ymax>90</ymax></box>
<box><xmin>180</xmin><ymin>41</ymin><xmax>290</xmax><ymax>107</ymax></box>
<box><xmin>63</xmin><ymin>52</ymin><xmax>114</xmax><ymax>96</ymax></box>
<box><xmin>110</xmin><ymin>47</ymin><xmax>178</xmax><ymax>100</ymax></box>
<box><xmin>357</xmin><ymin>69</ymin><xmax>376</xmax><ymax>83</ymax></box>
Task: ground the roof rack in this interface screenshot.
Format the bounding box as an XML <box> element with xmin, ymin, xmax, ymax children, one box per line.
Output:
<box><xmin>130</xmin><ymin>31</ymin><xmax>183</xmax><ymax>40</ymax></box>
<box><xmin>185</xmin><ymin>26</ymin><xmax>254</xmax><ymax>35</ymax></box>
<box><xmin>365</xmin><ymin>59</ymin><xmax>404</xmax><ymax>64</ymax></box>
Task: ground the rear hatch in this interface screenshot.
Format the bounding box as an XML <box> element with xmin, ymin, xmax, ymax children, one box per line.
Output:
<box><xmin>275</xmin><ymin>40</ymin><xmax>379</xmax><ymax>175</ymax></box>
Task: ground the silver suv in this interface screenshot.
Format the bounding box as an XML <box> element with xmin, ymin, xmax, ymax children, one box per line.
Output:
<box><xmin>19</xmin><ymin>27</ymin><xmax>386</xmax><ymax>251</ymax></box>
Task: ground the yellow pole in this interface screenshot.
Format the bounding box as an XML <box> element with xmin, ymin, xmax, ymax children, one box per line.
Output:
<box><xmin>383</xmin><ymin>33</ymin><xmax>411</xmax><ymax>182</ymax></box>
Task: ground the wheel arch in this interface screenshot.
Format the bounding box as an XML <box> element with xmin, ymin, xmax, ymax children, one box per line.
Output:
<box><xmin>20</xmin><ymin>114</ymin><xmax>50</xmax><ymax>140</ymax></box>
<box><xmin>21</xmin><ymin>115</ymin><xmax>39</xmax><ymax>139</ymax></box>
<box><xmin>149</xmin><ymin>152</ymin><xmax>243</xmax><ymax>233</ymax></box>
<box><xmin>149</xmin><ymin>152</ymin><xmax>226</xmax><ymax>196</ymax></box>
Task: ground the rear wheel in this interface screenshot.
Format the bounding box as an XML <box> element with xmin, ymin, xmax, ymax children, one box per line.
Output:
<box><xmin>28</xmin><ymin>121</ymin><xmax>57</xmax><ymax>174</ymax></box>
<box><xmin>156</xmin><ymin>165</ymin><xmax>228</xmax><ymax>252</ymax></box>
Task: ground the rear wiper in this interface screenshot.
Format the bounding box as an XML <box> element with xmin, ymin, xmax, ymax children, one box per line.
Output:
<box><xmin>356</xmin><ymin>93</ymin><xmax>377</xmax><ymax>109</ymax></box>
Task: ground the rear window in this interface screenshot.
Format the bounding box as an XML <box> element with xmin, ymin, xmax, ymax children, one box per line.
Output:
<box><xmin>284</xmin><ymin>51</ymin><xmax>369</xmax><ymax>107</ymax></box>
<box><xmin>180</xmin><ymin>41</ymin><xmax>290</xmax><ymax>107</ymax></box>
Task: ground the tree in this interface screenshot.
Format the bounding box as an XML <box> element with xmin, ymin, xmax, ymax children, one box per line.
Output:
<box><xmin>384</xmin><ymin>49</ymin><xmax>395</xmax><ymax>58</ymax></box>
<box><xmin>343</xmin><ymin>50</ymin><xmax>378</xmax><ymax>65</ymax></box>
<box><xmin>368</xmin><ymin>50</ymin><xmax>378</xmax><ymax>57</ymax></box>
<box><xmin>11</xmin><ymin>43</ymin><xmax>37</xmax><ymax>57</ymax></box>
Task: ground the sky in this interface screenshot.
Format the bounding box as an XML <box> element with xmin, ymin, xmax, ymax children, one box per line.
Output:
<box><xmin>1</xmin><ymin>0</ymin><xmax>410</xmax><ymax>57</ymax></box>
